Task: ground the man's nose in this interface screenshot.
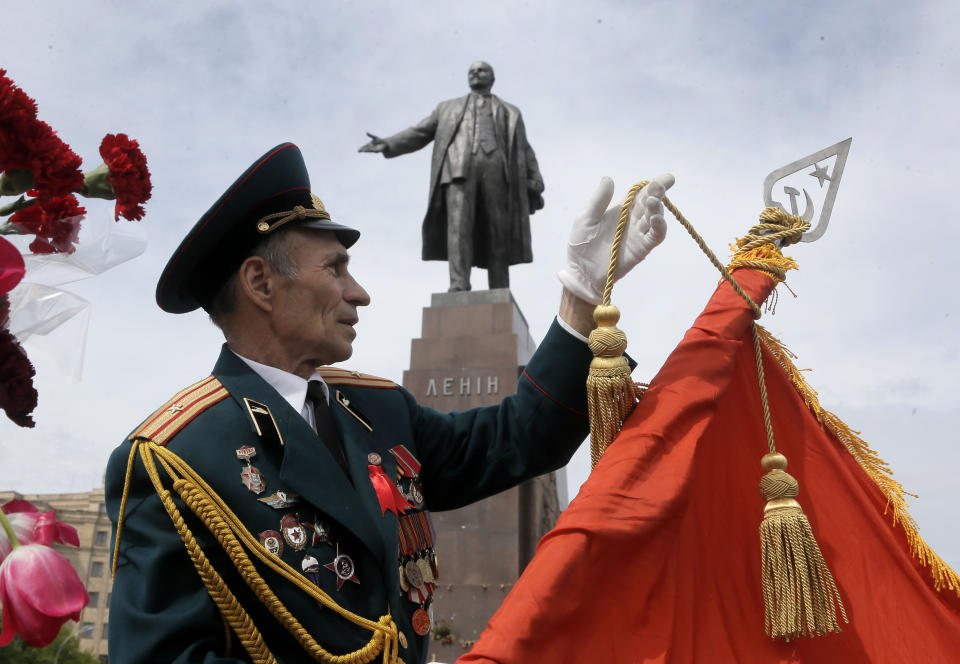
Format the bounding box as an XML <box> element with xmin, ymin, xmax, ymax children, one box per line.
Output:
<box><xmin>346</xmin><ymin>277</ymin><xmax>371</xmax><ymax>307</ymax></box>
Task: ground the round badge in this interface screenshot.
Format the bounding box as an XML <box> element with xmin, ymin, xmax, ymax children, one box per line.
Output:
<box><xmin>411</xmin><ymin>608</ymin><xmax>431</xmax><ymax>636</ymax></box>
<box><xmin>367</xmin><ymin>452</ymin><xmax>382</xmax><ymax>465</ymax></box>
<box><xmin>398</xmin><ymin>631</ymin><xmax>408</xmax><ymax>649</ymax></box>
<box><xmin>404</xmin><ymin>560</ymin><xmax>425</xmax><ymax>589</ymax></box>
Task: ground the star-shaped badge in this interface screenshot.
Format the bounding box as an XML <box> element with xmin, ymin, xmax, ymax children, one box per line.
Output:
<box><xmin>323</xmin><ymin>544</ymin><xmax>360</xmax><ymax>590</ymax></box>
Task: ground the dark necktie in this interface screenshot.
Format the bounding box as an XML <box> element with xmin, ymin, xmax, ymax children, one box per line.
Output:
<box><xmin>306</xmin><ymin>380</ymin><xmax>351</xmax><ymax>479</ymax></box>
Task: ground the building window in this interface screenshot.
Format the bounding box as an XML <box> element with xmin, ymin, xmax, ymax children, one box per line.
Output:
<box><xmin>107</xmin><ymin>592</ymin><xmax>111</xmax><ymax>608</ymax></box>
<box><xmin>101</xmin><ymin>622</ymin><xmax>108</xmax><ymax>639</ymax></box>
<box><xmin>99</xmin><ymin>657</ymin><xmax>109</xmax><ymax>664</ymax></box>
<box><xmin>88</xmin><ymin>591</ymin><xmax>99</xmax><ymax>608</ymax></box>
<box><xmin>90</xmin><ymin>561</ymin><xmax>104</xmax><ymax>577</ymax></box>
<box><xmin>96</xmin><ymin>530</ymin><xmax>109</xmax><ymax>547</ymax></box>
<box><xmin>80</xmin><ymin>622</ymin><xmax>94</xmax><ymax>638</ymax></box>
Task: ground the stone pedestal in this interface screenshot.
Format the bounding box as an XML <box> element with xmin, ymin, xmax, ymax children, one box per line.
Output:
<box><xmin>402</xmin><ymin>289</ymin><xmax>560</xmax><ymax>658</ymax></box>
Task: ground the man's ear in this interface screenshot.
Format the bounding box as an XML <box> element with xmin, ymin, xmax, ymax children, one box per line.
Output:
<box><xmin>237</xmin><ymin>256</ymin><xmax>275</xmax><ymax>313</ymax></box>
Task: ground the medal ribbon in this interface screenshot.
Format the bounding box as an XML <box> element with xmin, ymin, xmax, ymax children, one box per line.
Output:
<box><xmin>368</xmin><ymin>464</ymin><xmax>413</xmax><ymax>516</ymax></box>
<box><xmin>389</xmin><ymin>445</ymin><xmax>421</xmax><ymax>478</ymax></box>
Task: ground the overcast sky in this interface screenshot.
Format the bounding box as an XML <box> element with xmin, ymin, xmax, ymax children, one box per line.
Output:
<box><xmin>2</xmin><ymin>1</ymin><xmax>958</xmax><ymax>569</ymax></box>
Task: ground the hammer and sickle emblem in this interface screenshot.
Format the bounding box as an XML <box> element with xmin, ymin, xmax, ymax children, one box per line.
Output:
<box><xmin>781</xmin><ymin>186</ymin><xmax>814</xmax><ymax>221</ymax></box>
<box><xmin>762</xmin><ymin>138</ymin><xmax>852</xmax><ymax>243</ymax></box>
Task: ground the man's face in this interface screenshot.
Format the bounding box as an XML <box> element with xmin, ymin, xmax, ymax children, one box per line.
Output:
<box><xmin>468</xmin><ymin>62</ymin><xmax>494</xmax><ymax>91</ymax></box>
<box><xmin>270</xmin><ymin>229</ymin><xmax>370</xmax><ymax>370</ymax></box>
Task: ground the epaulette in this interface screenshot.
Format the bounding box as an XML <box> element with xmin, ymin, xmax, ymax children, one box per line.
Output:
<box><xmin>129</xmin><ymin>375</ymin><xmax>230</xmax><ymax>446</ymax></box>
<box><xmin>317</xmin><ymin>367</ymin><xmax>397</xmax><ymax>388</ymax></box>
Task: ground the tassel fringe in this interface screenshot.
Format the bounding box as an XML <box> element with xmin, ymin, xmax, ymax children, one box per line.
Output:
<box><xmin>586</xmin><ymin>305</ymin><xmax>641</xmax><ymax>467</ymax></box>
<box><xmin>759</xmin><ymin>453</ymin><xmax>847</xmax><ymax>640</ymax></box>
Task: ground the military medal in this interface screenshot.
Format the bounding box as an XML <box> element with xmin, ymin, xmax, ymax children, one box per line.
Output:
<box><xmin>407</xmin><ymin>480</ymin><xmax>424</xmax><ymax>508</ymax></box>
<box><xmin>304</xmin><ymin>516</ymin><xmax>332</xmax><ymax>546</ymax></box>
<box><xmin>258</xmin><ymin>490</ymin><xmax>299</xmax><ymax>509</ymax></box>
<box><xmin>236</xmin><ymin>445</ymin><xmax>266</xmax><ymax>495</ymax></box>
<box><xmin>411</xmin><ymin>608</ymin><xmax>431</xmax><ymax>636</ymax></box>
<box><xmin>416</xmin><ymin>557</ymin><xmax>435</xmax><ymax>585</ymax></box>
<box><xmin>324</xmin><ymin>544</ymin><xmax>360</xmax><ymax>590</ymax></box>
<box><xmin>260</xmin><ymin>530</ymin><xmax>283</xmax><ymax>556</ymax></box>
<box><xmin>281</xmin><ymin>514</ymin><xmax>307</xmax><ymax>551</ymax></box>
<box><xmin>404</xmin><ymin>560</ymin><xmax>424</xmax><ymax>590</ymax></box>
<box><xmin>302</xmin><ymin>554</ymin><xmax>321</xmax><ymax>586</ymax></box>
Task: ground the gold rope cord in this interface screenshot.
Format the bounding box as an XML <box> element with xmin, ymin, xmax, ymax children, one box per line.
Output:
<box><xmin>119</xmin><ymin>439</ymin><xmax>402</xmax><ymax>664</ymax></box>
<box><xmin>135</xmin><ymin>441</ymin><xmax>277</xmax><ymax>664</ymax></box>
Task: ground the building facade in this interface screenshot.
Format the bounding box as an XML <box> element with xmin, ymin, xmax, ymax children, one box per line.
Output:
<box><xmin>0</xmin><ymin>487</ymin><xmax>112</xmax><ymax>662</ymax></box>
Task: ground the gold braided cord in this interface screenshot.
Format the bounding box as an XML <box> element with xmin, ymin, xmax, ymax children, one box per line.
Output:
<box><xmin>145</xmin><ymin>441</ymin><xmax>401</xmax><ymax>664</ymax></box>
<box><xmin>755</xmin><ymin>324</ymin><xmax>960</xmax><ymax>596</ymax></box>
<box><xmin>137</xmin><ymin>445</ymin><xmax>277</xmax><ymax>664</ymax></box>
<box><xmin>257</xmin><ymin>204</ymin><xmax>331</xmax><ymax>234</ymax></box>
<box><xmin>751</xmin><ymin>325</ymin><xmax>778</xmax><ymax>454</ymax></box>
<box><xmin>111</xmin><ymin>441</ymin><xmax>140</xmax><ymax>579</ymax></box>
<box><xmin>660</xmin><ymin>193</ymin><xmax>762</xmax><ymax>319</ymax></box>
<box><xmin>601</xmin><ymin>182</ymin><xmax>646</xmax><ymax>305</ymax></box>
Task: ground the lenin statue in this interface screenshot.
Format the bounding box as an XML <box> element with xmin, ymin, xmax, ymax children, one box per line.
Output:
<box><xmin>360</xmin><ymin>61</ymin><xmax>544</xmax><ymax>292</ymax></box>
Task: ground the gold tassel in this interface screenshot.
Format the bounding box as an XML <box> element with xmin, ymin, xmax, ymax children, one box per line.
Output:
<box><xmin>586</xmin><ymin>304</ymin><xmax>640</xmax><ymax>468</ymax></box>
<box><xmin>758</xmin><ymin>451</ymin><xmax>847</xmax><ymax>640</ymax></box>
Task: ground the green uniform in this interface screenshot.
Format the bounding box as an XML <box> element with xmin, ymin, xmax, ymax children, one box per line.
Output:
<box><xmin>106</xmin><ymin>319</ymin><xmax>591</xmax><ymax>664</ymax></box>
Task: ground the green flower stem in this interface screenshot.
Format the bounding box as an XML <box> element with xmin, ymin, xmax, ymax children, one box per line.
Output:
<box><xmin>0</xmin><ymin>221</ymin><xmax>25</xmax><ymax>235</ymax></box>
<box><xmin>0</xmin><ymin>508</ymin><xmax>20</xmax><ymax>550</ymax></box>
<box><xmin>0</xmin><ymin>195</ymin><xmax>35</xmax><ymax>217</ymax></box>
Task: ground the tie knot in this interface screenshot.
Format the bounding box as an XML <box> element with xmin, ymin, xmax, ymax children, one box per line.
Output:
<box><xmin>307</xmin><ymin>380</ymin><xmax>327</xmax><ymax>404</ymax></box>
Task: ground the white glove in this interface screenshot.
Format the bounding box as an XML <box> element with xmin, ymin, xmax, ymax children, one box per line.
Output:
<box><xmin>558</xmin><ymin>174</ymin><xmax>674</xmax><ymax>305</ymax></box>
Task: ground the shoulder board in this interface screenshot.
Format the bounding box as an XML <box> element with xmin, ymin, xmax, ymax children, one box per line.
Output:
<box><xmin>317</xmin><ymin>367</ymin><xmax>397</xmax><ymax>388</ymax></box>
<box><xmin>129</xmin><ymin>376</ymin><xmax>229</xmax><ymax>446</ymax></box>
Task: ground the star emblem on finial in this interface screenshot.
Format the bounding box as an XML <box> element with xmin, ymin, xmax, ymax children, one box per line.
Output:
<box><xmin>809</xmin><ymin>162</ymin><xmax>831</xmax><ymax>187</ymax></box>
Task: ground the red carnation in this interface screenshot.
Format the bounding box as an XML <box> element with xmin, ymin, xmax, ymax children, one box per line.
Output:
<box><xmin>0</xmin><ymin>69</ymin><xmax>83</xmax><ymax>198</ymax></box>
<box><xmin>99</xmin><ymin>133</ymin><xmax>152</xmax><ymax>220</ymax></box>
<box><xmin>0</xmin><ymin>327</ymin><xmax>37</xmax><ymax>428</ymax></box>
<box><xmin>10</xmin><ymin>195</ymin><xmax>85</xmax><ymax>255</ymax></box>
<box><xmin>0</xmin><ymin>69</ymin><xmax>39</xmax><ymax>174</ymax></box>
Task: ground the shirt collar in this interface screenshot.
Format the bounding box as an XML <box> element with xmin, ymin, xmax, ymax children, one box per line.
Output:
<box><xmin>229</xmin><ymin>348</ymin><xmax>329</xmax><ymax>412</ymax></box>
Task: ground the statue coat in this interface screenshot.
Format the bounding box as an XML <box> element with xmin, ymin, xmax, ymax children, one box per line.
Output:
<box><xmin>382</xmin><ymin>94</ymin><xmax>544</xmax><ymax>269</ymax></box>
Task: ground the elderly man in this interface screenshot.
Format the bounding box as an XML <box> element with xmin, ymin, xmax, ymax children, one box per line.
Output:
<box><xmin>360</xmin><ymin>61</ymin><xmax>543</xmax><ymax>292</ymax></box>
<box><xmin>106</xmin><ymin>142</ymin><xmax>673</xmax><ymax>664</ymax></box>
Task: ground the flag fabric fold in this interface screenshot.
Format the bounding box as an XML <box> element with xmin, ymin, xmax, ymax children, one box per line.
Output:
<box><xmin>459</xmin><ymin>268</ymin><xmax>960</xmax><ymax>664</ymax></box>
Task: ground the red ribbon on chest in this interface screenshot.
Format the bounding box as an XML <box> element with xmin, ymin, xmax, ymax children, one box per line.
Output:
<box><xmin>368</xmin><ymin>464</ymin><xmax>413</xmax><ymax>516</ymax></box>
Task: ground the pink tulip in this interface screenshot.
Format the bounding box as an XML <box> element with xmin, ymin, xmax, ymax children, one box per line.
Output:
<box><xmin>0</xmin><ymin>500</ymin><xmax>79</xmax><ymax>562</ymax></box>
<box><xmin>0</xmin><ymin>544</ymin><xmax>89</xmax><ymax>647</ymax></box>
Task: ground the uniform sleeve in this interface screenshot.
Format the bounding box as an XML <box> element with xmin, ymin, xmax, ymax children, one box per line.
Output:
<box><xmin>414</xmin><ymin>318</ymin><xmax>593</xmax><ymax>511</ymax></box>
<box><xmin>105</xmin><ymin>442</ymin><xmax>246</xmax><ymax>664</ymax></box>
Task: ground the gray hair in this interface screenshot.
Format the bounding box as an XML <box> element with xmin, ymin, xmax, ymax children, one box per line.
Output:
<box><xmin>207</xmin><ymin>228</ymin><xmax>298</xmax><ymax>328</ymax></box>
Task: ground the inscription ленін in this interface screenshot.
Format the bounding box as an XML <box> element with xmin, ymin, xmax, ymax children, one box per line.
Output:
<box><xmin>425</xmin><ymin>376</ymin><xmax>500</xmax><ymax>397</ymax></box>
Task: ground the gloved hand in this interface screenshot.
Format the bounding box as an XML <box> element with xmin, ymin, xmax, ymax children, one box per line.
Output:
<box><xmin>558</xmin><ymin>174</ymin><xmax>674</xmax><ymax>305</ymax></box>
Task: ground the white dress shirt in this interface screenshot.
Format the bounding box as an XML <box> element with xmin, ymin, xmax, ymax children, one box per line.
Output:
<box><xmin>230</xmin><ymin>349</ymin><xmax>329</xmax><ymax>433</ymax></box>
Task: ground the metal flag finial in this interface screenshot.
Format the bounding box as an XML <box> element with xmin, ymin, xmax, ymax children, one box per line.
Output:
<box><xmin>763</xmin><ymin>137</ymin><xmax>852</xmax><ymax>243</ymax></box>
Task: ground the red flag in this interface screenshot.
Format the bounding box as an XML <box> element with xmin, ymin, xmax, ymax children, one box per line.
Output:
<box><xmin>460</xmin><ymin>268</ymin><xmax>960</xmax><ymax>663</ymax></box>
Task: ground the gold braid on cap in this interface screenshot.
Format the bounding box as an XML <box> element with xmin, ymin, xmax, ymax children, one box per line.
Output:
<box><xmin>256</xmin><ymin>194</ymin><xmax>331</xmax><ymax>234</ymax></box>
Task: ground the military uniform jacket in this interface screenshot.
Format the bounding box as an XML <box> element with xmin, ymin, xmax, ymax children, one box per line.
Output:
<box><xmin>105</xmin><ymin>320</ymin><xmax>592</xmax><ymax>664</ymax></box>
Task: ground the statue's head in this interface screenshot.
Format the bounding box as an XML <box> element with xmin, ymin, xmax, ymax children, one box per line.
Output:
<box><xmin>468</xmin><ymin>61</ymin><xmax>495</xmax><ymax>93</ymax></box>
